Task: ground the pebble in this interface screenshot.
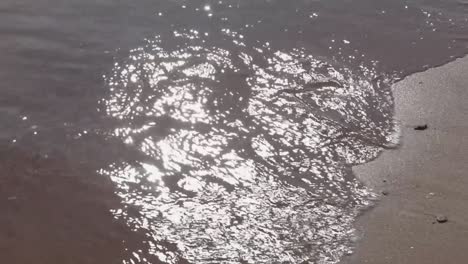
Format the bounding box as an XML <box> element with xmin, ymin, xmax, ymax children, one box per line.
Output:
<box><xmin>414</xmin><ymin>124</ymin><xmax>428</xmax><ymax>130</ymax></box>
<box><xmin>436</xmin><ymin>214</ymin><xmax>448</xmax><ymax>223</ymax></box>
<box><xmin>381</xmin><ymin>190</ymin><xmax>389</xmax><ymax>196</ymax></box>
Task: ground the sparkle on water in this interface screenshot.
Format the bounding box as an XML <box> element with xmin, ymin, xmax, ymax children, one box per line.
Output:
<box><xmin>100</xmin><ymin>29</ymin><xmax>397</xmax><ymax>263</ymax></box>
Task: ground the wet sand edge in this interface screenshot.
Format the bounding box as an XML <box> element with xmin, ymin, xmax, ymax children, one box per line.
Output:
<box><xmin>342</xmin><ymin>56</ymin><xmax>468</xmax><ymax>263</ymax></box>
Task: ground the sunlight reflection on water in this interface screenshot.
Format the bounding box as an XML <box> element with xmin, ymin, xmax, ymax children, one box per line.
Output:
<box><xmin>100</xmin><ymin>29</ymin><xmax>397</xmax><ymax>263</ymax></box>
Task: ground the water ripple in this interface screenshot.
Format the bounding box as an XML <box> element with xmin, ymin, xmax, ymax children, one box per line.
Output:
<box><xmin>100</xmin><ymin>29</ymin><xmax>397</xmax><ymax>263</ymax></box>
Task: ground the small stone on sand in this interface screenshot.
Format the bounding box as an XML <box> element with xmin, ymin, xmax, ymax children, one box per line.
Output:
<box><xmin>414</xmin><ymin>124</ymin><xmax>428</xmax><ymax>130</ymax></box>
<box><xmin>381</xmin><ymin>190</ymin><xmax>389</xmax><ymax>196</ymax></box>
<box><xmin>436</xmin><ymin>214</ymin><xmax>448</xmax><ymax>223</ymax></box>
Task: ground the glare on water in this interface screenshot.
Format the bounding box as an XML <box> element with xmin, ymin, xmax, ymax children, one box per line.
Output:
<box><xmin>100</xmin><ymin>29</ymin><xmax>396</xmax><ymax>263</ymax></box>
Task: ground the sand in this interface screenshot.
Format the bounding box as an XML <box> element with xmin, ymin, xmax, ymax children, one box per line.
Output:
<box><xmin>342</xmin><ymin>56</ymin><xmax>468</xmax><ymax>263</ymax></box>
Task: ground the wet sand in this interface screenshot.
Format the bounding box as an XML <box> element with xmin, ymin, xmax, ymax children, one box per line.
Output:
<box><xmin>344</xmin><ymin>56</ymin><xmax>468</xmax><ymax>263</ymax></box>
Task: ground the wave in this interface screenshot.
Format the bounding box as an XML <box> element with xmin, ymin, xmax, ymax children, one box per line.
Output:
<box><xmin>100</xmin><ymin>29</ymin><xmax>397</xmax><ymax>263</ymax></box>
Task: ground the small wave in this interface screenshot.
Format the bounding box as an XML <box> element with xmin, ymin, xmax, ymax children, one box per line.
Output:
<box><xmin>100</xmin><ymin>29</ymin><xmax>396</xmax><ymax>263</ymax></box>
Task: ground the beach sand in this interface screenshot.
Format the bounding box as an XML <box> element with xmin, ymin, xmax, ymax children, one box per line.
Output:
<box><xmin>343</xmin><ymin>56</ymin><xmax>468</xmax><ymax>263</ymax></box>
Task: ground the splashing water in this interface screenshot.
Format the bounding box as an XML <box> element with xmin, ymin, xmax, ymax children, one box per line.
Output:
<box><xmin>100</xmin><ymin>29</ymin><xmax>397</xmax><ymax>263</ymax></box>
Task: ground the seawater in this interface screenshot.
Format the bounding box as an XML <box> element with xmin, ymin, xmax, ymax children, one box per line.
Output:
<box><xmin>0</xmin><ymin>0</ymin><xmax>466</xmax><ymax>263</ymax></box>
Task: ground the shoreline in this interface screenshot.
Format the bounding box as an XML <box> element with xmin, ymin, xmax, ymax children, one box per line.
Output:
<box><xmin>343</xmin><ymin>56</ymin><xmax>468</xmax><ymax>263</ymax></box>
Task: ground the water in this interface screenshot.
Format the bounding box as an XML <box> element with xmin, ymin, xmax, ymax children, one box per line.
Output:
<box><xmin>0</xmin><ymin>0</ymin><xmax>467</xmax><ymax>263</ymax></box>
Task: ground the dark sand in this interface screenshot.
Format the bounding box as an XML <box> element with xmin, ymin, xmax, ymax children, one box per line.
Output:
<box><xmin>343</xmin><ymin>56</ymin><xmax>468</xmax><ymax>263</ymax></box>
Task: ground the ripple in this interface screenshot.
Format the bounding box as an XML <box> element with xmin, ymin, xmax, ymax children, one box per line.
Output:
<box><xmin>100</xmin><ymin>29</ymin><xmax>397</xmax><ymax>263</ymax></box>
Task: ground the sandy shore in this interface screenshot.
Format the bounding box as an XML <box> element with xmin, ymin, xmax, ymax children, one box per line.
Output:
<box><xmin>342</xmin><ymin>56</ymin><xmax>468</xmax><ymax>263</ymax></box>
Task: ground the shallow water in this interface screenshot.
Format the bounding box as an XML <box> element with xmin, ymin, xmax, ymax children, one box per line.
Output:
<box><xmin>0</xmin><ymin>0</ymin><xmax>467</xmax><ymax>263</ymax></box>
